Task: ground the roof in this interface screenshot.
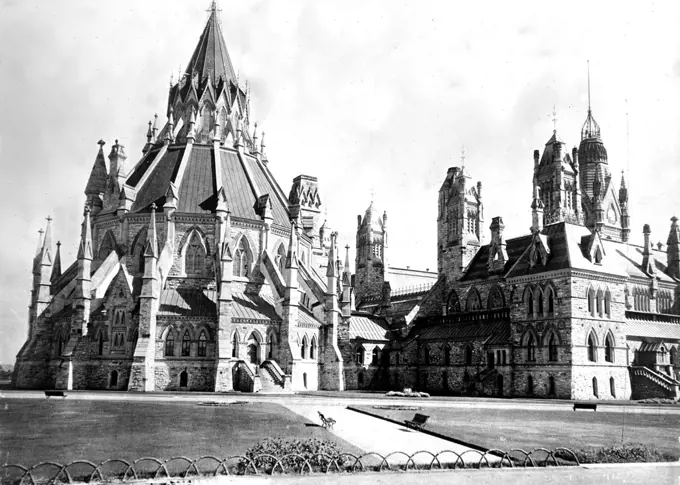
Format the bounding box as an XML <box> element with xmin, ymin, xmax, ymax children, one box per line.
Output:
<box><xmin>349</xmin><ymin>315</ymin><xmax>391</xmax><ymax>341</ymax></box>
<box><xmin>462</xmin><ymin>221</ymin><xmax>678</xmax><ymax>283</ymax></box>
<box><xmin>157</xmin><ymin>287</ymin><xmax>282</xmax><ymax>321</ymax></box>
<box><xmin>417</xmin><ymin>320</ymin><xmax>509</xmax><ymax>342</ymax></box>
<box><xmin>184</xmin><ymin>8</ymin><xmax>237</xmax><ymax>86</ymax></box>
<box><xmin>128</xmin><ymin>145</ymin><xmax>290</xmax><ymax>226</ymax></box>
<box><xmin>624</xmin><ymin>319</ymin><xmax>680</xmax><ymax>341</ymax></box>
<box><xmin>638</xmin><ymin>341</ymin><xmax>666</xmax><ymax>352</ymax></box>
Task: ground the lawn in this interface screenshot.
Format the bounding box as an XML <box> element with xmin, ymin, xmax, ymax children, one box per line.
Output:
<box><xmin>352</xmin><ymin>405</ymin><xmax>680</xmax><ymax>458</ymax></box>
<box><xmin>0</xmin><ymin>398</ymin><xmax>361</xmax><ymax>466</ymax></box>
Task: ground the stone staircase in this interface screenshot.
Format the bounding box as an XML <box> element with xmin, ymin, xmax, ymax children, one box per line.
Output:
<box><xmin>259</xmin><ymin>360</ymin><xmax>290</xmax><ymax>393</ymax></box>
<box><xmin>630</xmin><ymin>366</ymin><xmax>680</xmax><ymax>400</ymax></box>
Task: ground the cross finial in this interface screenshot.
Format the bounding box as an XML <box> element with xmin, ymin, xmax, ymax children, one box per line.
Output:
<box><xmin>207</xmin><ymin>0</ymin><xmax>220</xmax><ymax>14</ymax></box>
<box><xmin>461</xmin><ymin>145</ymin><xmax>466</xmax><ymax>172</ymax></box>
<box><xmin>552</xmin><ymin>105</ymin><xmax>558</xmax><ymax>133</ymax></box>
<box><xmin>587</xmin><ymin>60</ymin><xmax>591</xmax><ymax>111</ymax></box>
<box><xmin>46</xmin><ymin>215</ymin><xmax>52</xmax><ymax>223</ymax></box>
<box><xmin>150</xmin><ymin>203</ymin><xmax>157</xmax><ymax>213</ymax></box>
<box><xmin>370</xmin><ymin>186</ymin><xmax>375</xmax><ymax>204</ymax></box>
<box><xmin>38</xmin><ymin>228</ymin><xmax>44</xmax><ymax>236</ymax></box>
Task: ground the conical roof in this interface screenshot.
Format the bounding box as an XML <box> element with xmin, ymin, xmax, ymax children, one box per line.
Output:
<box><xmin>185</xmin><ymin>6</ymin><xmax>237</xmax><ymax>86</ymax></box>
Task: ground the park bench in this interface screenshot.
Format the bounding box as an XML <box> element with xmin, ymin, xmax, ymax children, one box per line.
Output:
<box><xmin>573</xmin><ymin>402</ymin><xmax>597</xmax><ymax>411</ymax></box>
<box><xmin>318</xmin><ymin>411</ymin><xmax>336</xmax><ymax>430</ymax></box>
<box><xmin>404</xmin><ymin>413</ymin><xmax>430</xmax><ymax>431</ymax></box>
<box><xmin>44</xmin><ymin>390</ymin><xmax>66</xmax><ymax>399</ymax></box>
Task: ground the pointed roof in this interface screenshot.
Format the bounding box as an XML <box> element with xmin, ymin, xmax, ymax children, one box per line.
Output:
<box><xmin>51</xmin><ymin>241</ymin><xmax>62</xmax><ymax>284</ymax></box>
<box><xmin>85</xmin><ymin>141</ymin><xmax>108</xmax><ymax>196</ymax></box>
<box><xmin>185</xmin><ymin>6</ymin><xmax>237</xmax><ymax>86</ymax></box>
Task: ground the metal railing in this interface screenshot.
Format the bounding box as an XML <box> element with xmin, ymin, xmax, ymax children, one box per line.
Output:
<box><xmin>0</xmin><ymin>448</ymin><xmax>581</xmax><ymax>483</ymax></box>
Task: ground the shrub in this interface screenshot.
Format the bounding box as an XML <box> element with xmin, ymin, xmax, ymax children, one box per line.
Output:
<box><xmin>556</xmin><ymin>443</ymin><xmax>678</xmax><ymax>464</ymax></box>
<box><xmin>240</xmin><ymin>437</ymin><xmax>347</xmax><ymax>473</ymax></box>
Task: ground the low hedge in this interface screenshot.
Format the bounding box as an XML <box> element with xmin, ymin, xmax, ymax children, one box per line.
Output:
<box><xmin>557</xmin><ymin>443</ymin><xmax>678</xmax><ymax>464</ymax></box>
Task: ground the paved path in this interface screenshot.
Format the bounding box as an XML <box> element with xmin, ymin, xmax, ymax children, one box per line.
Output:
<box><xmin>282</xmin><ymin>404</ymin><xmax>497</xmax><ymax>466</ymax></box>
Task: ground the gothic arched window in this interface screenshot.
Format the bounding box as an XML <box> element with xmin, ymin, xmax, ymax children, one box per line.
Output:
<box><xmin>233</xmin><ymin>237</ymin><xmax>252</xmax><ymax>278</ymax></box>
<box><xmin>466</xmin><ymin>289</ymin><xmax>481</xmax><ymax>312</ymax></box>
<box><xmin>548</xmin><ymin>333</ymin><xmax>558</xmax><ymax>361</ymax></box>
<box><xmin>185</xmin><ymin>232</ymin><xmax>206</xmax><ymax>275</ymax></box>
<box><xmin>487</xmin><ymin>285</ymin><xmax>504</xmax><ymax>309</ymax></box>
<box><xmin>301</xmin><ymin>336</ymin><xmax>308</xmax><ymax>359</ymax></box>
<box><xmin>464</xmin><ymin>345</ymin><xmax>473</xmax><ymax>366</ymax></box>
<box><xmin>588</xmin><ymin>288</ymin><xmax>595</xmax><ymax>316</ymax></box>
<box><xmin>198</xmin><ymin>331</ymin><xmax>207</xmax><ymax>357</ymax></box>
<box><xmin>596</xmin><ymin>289</ymin><xmax>604</xmax><ymax>317</ymax></box>
<box><xmin>232</xmin><ymin>332</ymin><xmax>239</xmax><ymax>358</ymax></box>
<box><xmin>524</xmin><ymin>287</ymin><xmax>534</xmax><ymax>317</ymax></box>
<box><xmin>165</xmin><ymin>331</ymin><xmax>175</xmax><ymax>357</ymax></box>
<box><xmin>526</xmin><ymin>334</ymin><xmax>536</xmax><ymax>362</ymax></box>
<box><xmin>310</xmin><ymin>336</ymin><xmax>317</xmax><ymax>360</ymax></box>
<box><xmin>587</xmin><ymin>332</ymin><xmax>597</xmax><ymax>362</ymax></box>
<box><xmin>604</xmin><ymin>290</ymin><xmax>612</xmax><ymax>318</ymax></box>
<box><xmin>447</xmin><ymin>290</ymin><xmax>461</xmax><ymax>313</ymax></box>
<box><xmin>605</xmin><ymin>333</ymin><xmax>614</xmax><ymax>363</ymax></box>
<box><xmin>547</xmin><ymin>287</ymin><xmax>555</xmax><ymax>315</ymax></box>
<box><xmin>537</xmin><ymin>288</ymin><xmax>544</xmax><ymax>316</ymax></box>
<box><xmin>275</xmin><ymin>243</ymin><xmax>287</xmax><ymax>273</ymax></box>
<box><xmin>181</xmin><ymin>331</ymin><xmax>191</xmax><ymax>357</ymax></box>
<box><xmin>371</xmin><ymin>347</ymin><xmax>379</xmax><ymax>365</ymax></box>
<box><xmin>355</xmin><ymin>346</ymin><xmax>364</xmax><ymax>365</ymax></box>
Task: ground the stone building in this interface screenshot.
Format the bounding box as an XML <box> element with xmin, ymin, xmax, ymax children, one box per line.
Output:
<box><xmin>13</xmin><ymin>4</ymin><xmax>680</xmax><ymax>400</ymax></box>
<box><xmin>347</xmin><ymin>109</ymin><xmax>680</xmax><ymax>401</ymax></box>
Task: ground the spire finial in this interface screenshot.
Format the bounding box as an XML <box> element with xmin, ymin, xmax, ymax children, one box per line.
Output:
<box><xmin>207</xmin><ymin>0</ymin><xmax>220</xmax><ymax>14</ymax></box>
<box><xmin>461</xmin><ymin>145</ymin><xmax>466</xmax><ymax>172</ymax></box>
<box><xmin>551</xmin><ymin>105</ymin><xmax>558</xmax><ymax>133</ymax></box>
<box><xmin>587</xmin><ymin>60</ymin><xmax>591</xmax><ymax>112</ymax></box>
<box><xmin>46</xmin><ymin>215</ymin><xmax>52</xmax><ymax>223</ymax></box>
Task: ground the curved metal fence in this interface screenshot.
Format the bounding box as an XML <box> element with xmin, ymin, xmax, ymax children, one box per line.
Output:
<box><xmin>1</xmin><ymin>448</ymin><xmax>580</xmax><ymax>484</ymax></box>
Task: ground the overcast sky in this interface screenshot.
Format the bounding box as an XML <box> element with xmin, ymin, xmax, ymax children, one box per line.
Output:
<box><xmin>1</xmin><ymin>0</ymin><xmax>679</xmax><ymax>364</ymax></box>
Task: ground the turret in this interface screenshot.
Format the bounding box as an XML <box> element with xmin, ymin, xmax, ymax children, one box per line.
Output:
<box><xmin>487</xmin><ymin>216</ymin><xmax>509</xmax><ymax>273</ymax></box>
<box><xmin>355</xmin><ymin>201</ymin><xmax>388</xmax><ymax>302</ymax></box>
<box><xmin>340</xmin><ymin>245</ymin><xmax>354</xmax><ymax>317</ymax></box>
<box><xmin>531</xmin><ymin>186</ymin><xmax>544</xmax><ymax>233</ymax></box>
<box><xmin>289</xmin><ymin>175</ymin><xmax>323</xmax><ymax>242</ymax></box>
<box><xmin>619</xmin><ymin>171</ymin><xmax>630</xmax><ymax>242</ymax></box>
<box><xmin>666</xmin><ymin>217</ymin><xmax>680</xmax><ymax>279</ymax></box>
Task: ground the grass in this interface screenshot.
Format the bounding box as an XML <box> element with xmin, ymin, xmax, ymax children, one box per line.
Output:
<box><xmin>353</xmin><ymin>405</ymin><xmax>680</xmax><ymax>459</ymax></box>
<box><xmin>0</xmin><ymin>398</ymin><xmax>362</xmax><ymax>466</ymax></box>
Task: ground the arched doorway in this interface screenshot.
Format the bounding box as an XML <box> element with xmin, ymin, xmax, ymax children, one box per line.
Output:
<box><xmin>109</xmin><ymin>370</ymin><xmax>118</xmax><ymax>388</ymax></box>
<box><xmin>248</xmin><ymin>344</ymin><xmax>259</xmax><ymax>364</ymax></box>
<box><xmin>179</xmin><ymin>370</ymin><xmax>188</xmax><ymax>388</ymax></box>
<box><xmin>496</xmin><ymin>374</ymin><xmax>504</xmax><ymax>397</ymax></box>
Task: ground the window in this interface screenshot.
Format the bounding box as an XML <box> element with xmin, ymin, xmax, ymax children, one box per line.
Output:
<box><xmin>487</xmin><ymin>286</ymin><xmax>504</xmax><ymax>309</ymax></box>
<box><xmin>444</xmin><ymin>346</ymin><xmax>451</xmax><ymax>366</ymax></box>
<box><xmin>527</xmin><ymin>375</ymin><xmax>534</xmax><ymax>395</ymax></box>
<box><xmin>232</xmin><ymin>333</ymin><xmax>239</xmax><ymax>358</ymax></box>
<box><xmin>165</xmin><ymin>331</ymin><xmax>175</xmax><ymax>357</ymax></box>
<box><xmin>357</xmin><ymin>371</ymin><xmax>364</xmax><ymax>386</ymax></box>
<box><xmin>355</xmin><ymin>347</ymin><xmax>364</xmax><ymax>365</ymax></box>
<box><xmin>596</xmin><ymin>290</ymin><xmax>603</xmax><ymax>317</ymax></box>
<box><xmin>268</xmin><ymin>334</ymin><xmax>275</xmax><ymax>360</ymax></box>
<box><xmin>466</xmin><ymin>289</ymin><xmax>481</xmax><ymax>311</ymax></box>
<box><xmin>592</xmin><ymin>377</ymin><xmax>599</xmax><ymax>397</ymax></box>
<box><xmin>423</xmin><ymin>347</ymin><xmax>430</xmax><ymax>365</ymax></box>
<box><xmin>588</xmin><ymin>333</ymin><xmax>597</xmax><ymax>362</ymax></box>
<box><xmin>185</xmin><ymin>232</ymin><xmax>206</xmax><ymax>275</ymax></box>
<box><xmin>464</xmin><ymin>345</ymin><xmax>472</xmax><ymax>366</ymax></box>
<box><xmin>98</xmin><ymin>331</ymin><xmax>104</xmax><ymax>355</ymax></box>
<box><xmin>303</xmin><ymin>372</ymin><xmax>308</xmax><ymax>389</ymax></box>
<box><xmin>301</xmin><ymin>336</ymin><xmax>308</xmax><ymax>359</ymax></box>
<box><xmin>179</xmin><ymin>370</ymin><xmax>188</xmax><ymax>388</ymax></box>
<box><xmin>233</xmin><ymin>237</ymin><xmax>251</xmax><ymax>278</ymax></box>
<box><xmin>610</xmin><ymin>377</ymin><xmax>616</xmax><ymax>398</ymax></box>
<box><xmin>604</xmin><ymin>290</ymin><xmax>611</xmax><ymax>318</ymax></box>
<box><xmin>527</xmin><ymin>334</ymin><xmax>536</xmax><ymax>362</ymax></box>
<box><xmin>447</xmin><ymin>290</ymin><xmax>461</xmax><ymax>313</ymax></box>
<box><xmin>605</xmin><ymin>334</ymin><xmax>614</xmax><ymax>363</ymax></box>
<box><xmin>109</xmin><ymin>370</ymin><xmax>118</xmax><ymax>388</ymax></box>
<box><xmin>548</xmin><ymin>333</ymin><xmax>558</xmax><ymax>362</ymax></box>
<box><xmin>502</xmin><ymin>350</ymin><xmax>507</xmax><ymax>365</ymax></box>
<box><xmin>547</xmin><ymin>287</ymin><xmax>555</xmax><ymax>315</ymax></box>
<box><xmin>588</xmin><ymin>288</ymin><xmax>595</xmax><ymax>316</ymax></box>
<box><xmin>537</xmin><ymin>289</ymin><xmax>544</xmax><ymax>316</ymax></box>
<box><xmin>181</xmin><ymin>331</ymin><xmax>191</xmax><ymax>356</ymax></box>
<box><xmin>310</xmin><ymin>337</ymin><xmax>317</xmax><ymax>360</ymax></box>
<box><xmin>525</xmin><ymin>287</ymin><xmax>534</xmax><ymax>317</ymax></box>
<box><xmin>198</xmin><ymin>331</ymin><xmax>207</xmax><ymax>357</ymax></box>
<box><xmin>371</xmin><ymin>347</ymin><xmax>379</xmax><ymax>365</ymax></box>
<box><xmin>487</xmin><ymin>351</ymin><xmax>495</xmax><ymax>369</ymax></box>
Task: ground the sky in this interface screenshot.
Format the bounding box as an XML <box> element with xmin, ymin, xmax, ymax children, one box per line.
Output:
<box><xmin>1</xmin><ymin>0</ymin><xmax>680</xmax><ymax>364</ymax></box>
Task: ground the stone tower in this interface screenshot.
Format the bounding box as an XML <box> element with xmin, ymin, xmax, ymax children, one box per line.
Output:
<box><xmin>355</xmin><ymin>202</ymin><xmax>388</xmax><ymax>302</ymax></box>
<box><xmin>437</xmin><ymin>164</ymin><xmax>484</xmax><ymax>282</ymax></box>
<box><xmin>532</xmin><ymin>127</ymin><xmax>582</xmax><ymax>226</ymax></box>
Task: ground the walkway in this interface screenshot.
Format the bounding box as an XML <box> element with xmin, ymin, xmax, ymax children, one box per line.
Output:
<box><xmin>282</xmin><ymin>404</ymin><xmax>496</xmax><ymax>466</ymax></box>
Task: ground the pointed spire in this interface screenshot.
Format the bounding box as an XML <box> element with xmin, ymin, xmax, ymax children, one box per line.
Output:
<box><xmin>619</xmin><ymin>170</ymin><xmax>628</xmax><ymax>206</ymax></box>
<box><xmin>152</xmin><ymin>113</ymin><xmax>158</xmax><ymax>142</ymax></box>
<box><xmin>144</xmin><ymin>204</ymin><xmax>158</xmax><ymax>259</ymax></box>
<box><xmin>581</xmin><ymin>61</ymin><xmax>601</xmax><ymax>140</ymax></box>
<box><xmin>185</xmin><ymin>1</ymin><xmax>237</xmax><ymax>87</ymax></box>
<box><xmin>326</xmin><ymin>232</ymin><xmax>338</xmax><ymax>278</ymax></box>
<box><xmin>187</xmin><ymin>106</ymin><xmax>197</xmax><ymax>142</ymax></box>
<box><xmin>41</xmin><ymin>216</ymin><xmax>53</xmax><ymax>262</ymax></box>
<box><xmin>167</xmin><ymin>108</ymin><xmax>175</xmax><ymax>143</ymax></box>
<box><xmin>252</xmin><ymin>122</ymin><xmax>259</xmax><ymax>153</ymax></box>
<box><xmin>146</xmin><ymin>120</ymin><xmax>154</xmax><ymax>143</ymax></box>
<box><xmin>51</xmin><ymin>241</ymin><xmax>62</xmax><ymax>285</ymax></box>
<box><xmin>85</xmin><ymin>140</ymin><xmax>108</xmax><ymax>196</ymax></box>
<box><xmin>342</xmin><ymin>244</ymin><xmax>352</xmax><ymax>286</ymax></box>
<box><xmin>77</xmin><ymin>206</ymin><xmax>93</xmax><ymax>260</ymax></box>
<box><xmin>666</xmin><ymin>217</ymin><xmax>680</xmax><ymax>279</ymax></box>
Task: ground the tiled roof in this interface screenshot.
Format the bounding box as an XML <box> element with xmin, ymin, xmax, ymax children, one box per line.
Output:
<box><xmin>158</xmin><ymin>287</ymin><xmax>282</xmax><ymax>321</ymax></box>
<box><xmin>297</xmin><ymin>308</ymin><xmax>322</xmax><ymax>327</ymax></box>
<box><xmin>232</xmin><ymin>291</ymin><xmax>280</xmax><ymax>321</ymax></box>
<box><xmin>349</xmin><ymin>315</ymin><xmax>391</xmax><ymax>341</ymax></box>
<box><xmin>242</xmin><ymin>154</ymin><xmax>289</xmax><ymax>226</ymax></box>
<box><xmin>219</xmin><ymin>150</ymin><xmax>258</xmax><ymax>219</ymax></box>
<box><xmin>131</xmin><ymin>147</ymin><xmax>184</xmax><ymax>212</ymax></box>
<box><xmin>417</xmin><ymin>320</ymin><xmax>509</xmax><ymax>342</ymax></box>
<box><xmin>463</xmin><ymin>234</ymin><xmax>532</xmax><ymax>280</ymax></box>
<box><xmin>184</xmin><ymin>9</ymin><xmax>237</xmax><ymax>86</ymax></box>
<box><xmin>177</xmin><ymin>146</ymin><xmax>215</xmax><ymax>214</ymax></box>
<box><xmin>639</xmin><ymin>341</ymin><xmax>665</xmax><ymax>352</ymax></box>
<box><xmin>624</xmin><ymin>319</ymin><xmax>680</xmax><ymax>340</ymax></box>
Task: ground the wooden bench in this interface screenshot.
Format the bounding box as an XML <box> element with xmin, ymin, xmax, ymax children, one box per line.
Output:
<box><xmin>44</xmin><ymin>390</ymin><xmax>66</xmax><ymax>399</ymax></box>
<box><xmin>318</xmin><ymin>411</ymin><xmax>336</xmax><ymax>430</ymax></box>
<box><xmin>573</xmin><ymin>402</ymin><xmax>597</xmax><ymax>411</ymax></box>
<box><xmin>404</xmin><ymin>413</ymin><xmax>430</xmax><ymax>430</ymax></box>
